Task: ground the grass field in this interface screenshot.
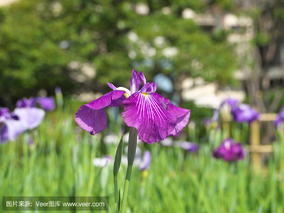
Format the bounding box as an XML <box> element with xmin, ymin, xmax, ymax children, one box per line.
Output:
<box><xmin>1</xmin><ymin>104</ymin><xmax>284</xmax><ymax>213</ymax></box>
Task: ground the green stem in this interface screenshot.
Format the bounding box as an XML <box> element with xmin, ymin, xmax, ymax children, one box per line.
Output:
<box><xmin>114</xmin><ymin>176</ymin><xmax>118</xmax><ymax>213</ymax></box>
<box><xmin>121</xmin><ymin>165</ymin><xmax>133</xmax><ymax>213</ymax></box>
<box><xmin>120</xmin><ymin>128</ymin><xmax>137</xmax><ymax>213</ymax></box>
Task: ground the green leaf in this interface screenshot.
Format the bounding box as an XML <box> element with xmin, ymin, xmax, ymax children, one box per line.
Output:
<box><xmin>127</xmin><ymin>128</ymin><xmax>138</xmax><ymax>166</ymax></box>
<box><xmin>113</xmin><ymin>135</ymin><xmax>124</xmax><ymax>177</ymax></box>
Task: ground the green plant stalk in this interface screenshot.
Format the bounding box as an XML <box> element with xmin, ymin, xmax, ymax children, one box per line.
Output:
<box><xmin>114</xmin><ymin>136</ymin><xmax>123</xmax><ymax>213</ymax></box>
<box><xmin>121</xmin><ymin>165</ymin><xmax>133</xmax><ymax>213</ymax></box>
<box><xmin>121</xmin><ymin>128</ymin><xmax>137</xmax><ymax>213</ymax></box>
<box><xmin>114</xmin><ymin>176</ymin><xmax>118</xmax><ymax>213</ymax></box>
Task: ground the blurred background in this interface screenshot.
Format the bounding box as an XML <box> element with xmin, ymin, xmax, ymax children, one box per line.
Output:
<box><xmin>1</xmin><ymin>0</ymin><xmax>283</xmax><ymax>113</ymax></box>
<box><xmin>1</xmin><ymin>1</ymin><xmax>284</xmax><ymax>212</ymax></box>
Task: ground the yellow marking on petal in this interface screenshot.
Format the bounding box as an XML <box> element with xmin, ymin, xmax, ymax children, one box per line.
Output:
<box><xmin>124</xmin><ymin>93</ymin><xmax>130</xmax><ymax>98</ymax></box>
<box><xmin>143</xmin><ymin>93</ymin><xmax>148</xmax><ymax>99</ymax></box>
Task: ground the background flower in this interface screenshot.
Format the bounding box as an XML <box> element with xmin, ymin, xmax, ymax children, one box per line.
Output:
<box><xmin>213</xmin><ymin>138</ymin><xmax>245</xmax><ymax>162</ymax></box>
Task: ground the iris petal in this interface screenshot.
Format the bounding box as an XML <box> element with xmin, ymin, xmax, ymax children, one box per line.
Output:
<box><xmin>75</xmin><ymin>90</ymin><xmax>125</xmax><ymax>135</ymax></box>
<box><xmin>130</xmin><ymin>70</ymin><xmax>142</xmax><ymax>94</ymax></box>
<box><xmin>1</xmin><ymin>123</ymin><xmax>9</xmax><ymax>143</ymax></box>
<box><xmin>166</xmin><ymin>102</ymin><xmax>191</xmax><ymax>136</ymax></box>
<box><xmin>140</xmin><ymin>82</ymin><xmax>157</xmax><ymax>93</ymax></box>
<box><xmin>150</xmin><ymin>93</ymin><xmax>191</xmax><ymax>136</ymax></box>
<box><xmin>107</xmin><ymin>82</ymin><xmax>117</xmax><ymax>90</ymax></box>
<box><xmin>140</xmin><ymin>72</ymin><xmax>147</xmax><ymax>85</ymax></box>
<box><xmin>14</xmin><ymin>108</ymin><xmax>45</xmax><ymax>129</ymax></box>
<box><xmin>2</xmin><ymin>119</ymin><xmax>28</xmax><ymax>142</ymax></box>
<box><xmin>123</xmin><ymin>92</ymin><xmax>177</xmax><ymax>144</ymax></box>
<box><xmin>38</xmin><ymin>97</ymin><xmax>55</xmax><ymax>111</ymax></box>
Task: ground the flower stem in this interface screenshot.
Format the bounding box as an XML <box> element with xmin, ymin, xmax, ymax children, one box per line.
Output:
<box><xmin>121</xmin><ymin>165</ymin><xmax>133</xmax><ymax>212</ymax></box>
<box><xmin>121</xmin><ymin>128</ymin><xmax>137</xmax><ymax>213</ymax></box>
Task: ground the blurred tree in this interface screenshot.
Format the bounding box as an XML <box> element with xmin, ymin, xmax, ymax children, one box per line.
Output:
<box><xmin>0</xmin><ymin>0</ymin><xmax>238</xmax><ymax>106</ymax></box>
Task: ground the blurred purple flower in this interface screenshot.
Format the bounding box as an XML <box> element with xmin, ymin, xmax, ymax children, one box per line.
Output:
<box><xmin>55</xmin><ymin>86</ymin><xmax>62</xmax><ymax>95</ymax></box>
<box><xmin>0</xmin><ymin>107</ymin><xmax>10</xmax><ymax>119</ymax></box>
<box><xmin>75</xmin><ymin>70</ymin><xmax>191</xmax><ymax>144</ymax></box>
<box><xmin>38</xmin><ymin>97</ymin><xmax>55</xmax><ymax>111</ymax></box>
<box><xmin>0</xmin><ymin>98</ymin><xmax>46</xmax><ymax>143</ymax></box>
<box><xmin>13</xmin><ymin>108</ymin><xmax>45</xmax><ymax>130</ymax></box>
<box><xmin>17</xmin><ymin>97</ymin><xmax>37</xmax><ymax>108</ymax></box>
<box><xmin>220</xmin><ymin>97</ymin><xmax>239</xmax><ymax>109</ymax></box>
<box><xmin>213</xmin><ymin>138</ymin><xmax>245</xmax><ymax>162</ymax></box>
<box><xmin>274</xmin><ymin>105</ymin><xmax>284</xmax><ymax>128</ymax></box>
<box><xmin>231</xmin><ymin>104</ymin><xmax>259</xmax><ymax>125</ymax></box>
<box><xmin>139</xmin><ymin>150</ymin><xmax>152</xmax><ymax>170</ymax></box>
<box><xmin>0</xmin><ymin>107</ymin><xmax>28</xmax><ymax>143</ymax></box>
<box><xmin>122</xmin><ymin>146</ymin><xmax>151</xmax><ymax>170</ymax></box>
<box><xmin>177</xmin><ymin>141</ymin><xmax>199</xmax><ymax>152</ymax></box>
<box><xmin>17</xmin><ymin>97</ymin><xmax>55</xmax><ymax>111</ymax></box>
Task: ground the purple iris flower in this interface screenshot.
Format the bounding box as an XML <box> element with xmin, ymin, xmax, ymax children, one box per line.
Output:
<box><xmin>231</xmin><ymin>104</ymin><xmax>259</xmax><ymax>125</ymax></box>
<box><xmin>13</xmin><ymin>108</ymin><xmax>45</xmax><ymax>130</ymax></box>
<box><xmin>1</xmin><ymin>97</ymin><xmax>46</xmax><ymax>144</ymax></box>
<box><xmin>16</xmin><ymin>97</ymin><xmax>46</xmax><ymax>128</ymax></box>
<box><xmin>139</xmin><ymin>150</ymin><xmax>152</xmax><ymax>170</ymax></box>
<box><xmin>220</xmin><ymin>97</ymin><xmax>239</xmax><ymax>109</ymax></box>
<box><xmin>213</xmin><ymin>138</ymin><xmax>245</xmax><ymax>162</ymax></box>
<box><xmin>220</xmin><ymin>98</ymin><xmax>259</xmax><ymax>125</ymax></box>
<box><xmin>37</xmin><ymin>97</ymin><xmax>55</xmax><ymax>111</ymax></box>
<box><xmin>274</xmin><ymin>105</ymin><xmax>284</xmax><ymax>127</ymax></box>
<box><xmin>16</xmin><ymin>97</ymin><xmax>37</xmax><ymax>108</ymax></box>
<box><xmin>75</xmin><ymin>70</ymin><xmax>191</xmax><ymax>144</ymax></box>
<box><xmin>0</xmin><ymin>107</ymin><xmax>28</xmax><ymax>143</ymax></box>
<box><xmin>17</xmin><ymin>97</ymin><xmax>55</xmax><ymax>111</ymax></box>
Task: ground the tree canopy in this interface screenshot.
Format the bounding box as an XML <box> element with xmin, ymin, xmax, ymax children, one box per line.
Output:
<box><xmin>0</xmin><ymin>0</ymin><xmax>238</xmax><ymax>105</ymax></box>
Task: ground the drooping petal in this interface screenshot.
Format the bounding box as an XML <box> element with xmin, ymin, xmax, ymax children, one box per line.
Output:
<box><xmin>76</xmin><ymin>107</ymin><xmax>107</xmax><ymax>135</ymax></box>
<box><xmin>139</xmin><ymin>150</ymin><xmax>151</xmax><ymax>170</ymax></box>
<box><xmin>38</xmin><ymin>97</ymin><xmax>55</xmax><ymax>111</ymax></box>
<box><xmin>144</xmin><ymin>93</ymin><xmax>190</xmax><ymax>137</ymax></box>
<box><xmin>123</xmin><ymin>92</ymin><xmax>177</xmax><ymax>143</ymax></box>
<box><xmin>168</xmin><ymin>107</ymin><xmax>190</xmax><ymax>136</ymax></box>
<box><xmin>13</xmin><ymin>108</ymin><xmax>45</xmax><ymax>129</ymax></box>
<box><xmin>130</xmin><ymin>70</ymin><xmax>142</xmax><ymax>94</ymax></box>
<box><xmin>75</xmin><ymin>90</ymin><xmax>126</xmax><ymax>135</ymax></box>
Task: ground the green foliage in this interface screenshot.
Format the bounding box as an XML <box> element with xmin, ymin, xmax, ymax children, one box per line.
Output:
<box><xmin>254</xmin><ymin>32</ymin><xmax>271</xmax><ymax>46</ymax></box>
<box><xmin>1</xmin><ymin>108</ymin><xmax>284</xmax><ymax>212</ymax></box>
<box><xmin>0</xmin><ymin>0</ymin><xmax>238</xmax><ymax>104</ymax></box>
